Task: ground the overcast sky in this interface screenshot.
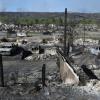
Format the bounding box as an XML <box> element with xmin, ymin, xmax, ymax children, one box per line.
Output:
<box><xmin>0</xmin><ymin>0</ymin><xmax>100</xmax><ymax>12</ymax></box>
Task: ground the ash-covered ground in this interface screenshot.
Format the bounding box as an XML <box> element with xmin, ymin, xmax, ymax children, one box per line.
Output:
<box><xmin>0</xmin><ymin>50</ymin><xmax>100</xmax><ymax>100</ymax></box>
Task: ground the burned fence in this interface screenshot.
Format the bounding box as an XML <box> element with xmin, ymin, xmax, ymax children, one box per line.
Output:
<box><xmin>0</xmin><ymin>60</ymin><xmax>56</xmax><ymax>87</ymax></box>
<box><xmin>4</xmin><ymin>68</ymin><xmax>42</xmax><ymax>85</ymax></box>
<box><xmin>0</xmin><ymin>56</ymin><xmax>44</xmax><ymax>86</ymax></box>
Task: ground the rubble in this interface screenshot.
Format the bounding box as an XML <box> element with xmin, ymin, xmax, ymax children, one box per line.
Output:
<box><xmin>2</xmin><ymin>49</ymin><xmax>100</xmax><ymax>99</ymax></box>
<box><xmin>1</xmin><ymin>10</ymin><xmax>100</xmax><ymax>100</ymax></box>
<box><xmin>0</xmin><ymin>31</ymin><xmax>100</xmax><ymax>100</ymax></box>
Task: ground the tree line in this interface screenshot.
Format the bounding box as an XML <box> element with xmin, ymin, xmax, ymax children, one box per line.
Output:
<box><xmin>0</xmin><ymin>15</ymin><xmax>97</xmax><ymax>27</ymax></box>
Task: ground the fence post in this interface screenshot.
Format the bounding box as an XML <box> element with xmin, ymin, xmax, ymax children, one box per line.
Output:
<box><xmin>0</xmin><ymin>54</ymin><xmax>4</xmax><ymax>87</ymax></box>
<box><xmin>42</xmin><ymin>64</ymin><xmax>46</xmax><ymax>87</ymax></box>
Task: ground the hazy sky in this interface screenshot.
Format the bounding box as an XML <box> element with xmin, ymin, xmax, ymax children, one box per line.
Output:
<box><xmin>0</xmin><ymin>0</ymin><xmax>100</xmax><ymax>12</ymax></box>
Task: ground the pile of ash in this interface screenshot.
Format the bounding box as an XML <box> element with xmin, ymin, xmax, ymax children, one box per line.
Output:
<box><xmin>24</xmin><ymin>54</ymin><xmax>57</xmax><ymax>61</ymax></box>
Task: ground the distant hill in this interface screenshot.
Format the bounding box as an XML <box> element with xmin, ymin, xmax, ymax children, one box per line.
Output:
<box><xmin>0</xmin><ymin>12</ymin><xmax>100</xmax><ymax>19</ymax></box>
<box><xmin>0</xmin><ymin>12</ymin><xmax>100</xmax><ymax>25</ymax></box>
<box><xmin>0</xmin><ymin>12</ymin><xmax>65</xmax><ymax>19</ymax></box>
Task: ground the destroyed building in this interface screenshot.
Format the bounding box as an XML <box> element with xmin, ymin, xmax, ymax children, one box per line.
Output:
<box><xmin>0</xmin><ymin>9</ymin><xmax>100</xmax><ymax>100</ymax></box>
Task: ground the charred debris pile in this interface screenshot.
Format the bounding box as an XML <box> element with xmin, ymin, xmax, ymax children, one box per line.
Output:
<box><xmin>0</xmin><ymin>42</ymin><xmax>100</xmax><ymax>100</ymax></box>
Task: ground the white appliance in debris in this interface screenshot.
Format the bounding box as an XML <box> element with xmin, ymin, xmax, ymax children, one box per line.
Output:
<box><xmin>89</xmin><ymin>46</ymin><xmax>100</xmax><ymax>55</ymax></box>
<box><xmin>0</xmin><ymin>42</ymin><xmax>12</xmax><ymax>55</ymax></box>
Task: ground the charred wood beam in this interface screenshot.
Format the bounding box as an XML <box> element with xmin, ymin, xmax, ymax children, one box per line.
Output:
<box><xmin>57</xmin><ymin>48</ymin><xmax>77</xmax><ymax>74</ymax></box>
<box><xmin>81</xmin><ymin>65</ymin><xmax>99</xmax><ymax>80</ymax></box>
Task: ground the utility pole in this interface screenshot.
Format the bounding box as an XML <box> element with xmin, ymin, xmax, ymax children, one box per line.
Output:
<box><xmin>64</xmin><ymin>8</ymin><xmax>67</xmax><ymax>57</ymax></box>
<box><xmin>0</xmin><ymin>54</ymin><xmax>4</xmax><ymax>87</ymax></box>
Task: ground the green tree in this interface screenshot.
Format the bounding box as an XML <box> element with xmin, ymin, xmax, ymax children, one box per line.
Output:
<box><xmin>34</xmin><ymin>19</ymin><xmax>39</xmax><ymax>24</ymax></box>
